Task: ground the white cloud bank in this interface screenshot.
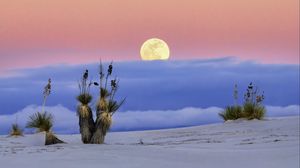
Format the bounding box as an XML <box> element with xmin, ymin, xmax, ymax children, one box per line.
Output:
<box><xmin>0</xmin><ymin>104</ymin><xmax>299</xmax><ymax>134</ymax></box>
<box><xmin>0</xmin><ymin>105</ymin><xmax>77</xmax><ymax>134</ymax></box>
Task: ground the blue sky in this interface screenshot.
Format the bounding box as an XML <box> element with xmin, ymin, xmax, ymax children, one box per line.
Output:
<box><xmin>0</xmin><ymin>57</ymin><xmax>299</xmax><ymax>134</ymax></box>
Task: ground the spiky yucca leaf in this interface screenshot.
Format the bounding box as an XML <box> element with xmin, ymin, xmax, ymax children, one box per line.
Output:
<box><xmin>26</xmin><ymin>112</ymin><xmax>53</xmax><ymax>132</ymax></box>
<box><xmin>10</xmin><ymin>124</ymin><xmax>23</xmax><ymax>136</ymax></box>
<box><xmin>108</xmin><ymin>99</ymin><xmax>125</xmax><ymax>115</ymax></box>
<box><xmin>77</xmin><ymin>93</ymin><xmax>92</xmax><ymax>105</ymax></box>
<box><xmin>219</xmin><ymin>106</ymin><xmax>243</xmax><ymax>121</ymax></box>
<box><xmin>100</xmin><ymin>88</ymin><xmax>110</xmax><ymax>98</ymax></box>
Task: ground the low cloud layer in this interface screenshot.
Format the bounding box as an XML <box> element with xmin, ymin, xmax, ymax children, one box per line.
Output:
<box><xmin>0</xmin><ymin>104</ymin><xmax>298</xmax><ymax>134</ymax></box>
<box><xmin>0</xmin><ymin>57</ymin><xmax>299</xmax><ymax>115</ymax></box>
<box><xmin>0</xmin><ymin>105</ymin><xmax>77</xmax><ymax>134</ymax></box>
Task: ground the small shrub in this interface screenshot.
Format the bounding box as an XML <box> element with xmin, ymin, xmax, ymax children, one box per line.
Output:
<box><xmin>219</xmin><ymin>105</ymin><xmax>243</xmax><ymax>121</ymax></box>
<box><xmin>243</xmin><ymin>103</ymin><xmax>266</xmax><ymax>120</ymax></box>
<box><xmin>219</xmin><ymin>82</ymin><xmax>266</xmax><ymax>121</ymax></box>
<box><xmin>26</xmin><ymin>112</ymin><xmax>53</xmax><ymax>132</ymax></box>
<box><xmin>10</xmin><ymin>124</ymin><xmax>23</xmax><ymax>136</ymax></box>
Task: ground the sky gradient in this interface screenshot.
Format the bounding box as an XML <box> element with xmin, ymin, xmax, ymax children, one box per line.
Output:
<box><xmin>0</xmin><ymin>1</ymin><xmax>299</xmax><ymax>134</ymax></box>
<box><xmin>0</xmin><ymin>0</ymin><xmax>299</xmax><ymax>74</ymax></box>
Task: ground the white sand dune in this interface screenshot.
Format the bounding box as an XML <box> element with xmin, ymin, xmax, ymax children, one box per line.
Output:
<box><xmin>0</xmin><ymin>116</ymin><xmax>299</xmax><ymax>168</ymax></box>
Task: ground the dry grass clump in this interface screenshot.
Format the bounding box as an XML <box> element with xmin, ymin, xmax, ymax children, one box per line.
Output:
<box><xmin>243</xmin><ymin>102</ymin><xmax>266</xmax><ymax>120</ymax></box>
<box><xmin>219</xmin><ymin>105</ymin><xmax>243</xmax><ymax>121</ymax></box>
<box><xmin>10</xmin><ymin>124</ymin><xmax>23</xmax><ymax>136</ymax></box>
<box><xmin>219</xmin><ymin>83</ymin><xmax>266</xmax><ymax>121</ymax></box>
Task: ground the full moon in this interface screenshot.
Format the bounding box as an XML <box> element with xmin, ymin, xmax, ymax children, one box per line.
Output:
<box><xmin>140</xmin><ymin>38</ymin><xmax>170</xmax><ymax>61</ymax></box>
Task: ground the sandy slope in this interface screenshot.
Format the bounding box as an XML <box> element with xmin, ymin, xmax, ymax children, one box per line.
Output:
<box><xmin>0</xmin><ymin>116</ymin><xmax>299</xmax><ymax>168</ymax></box>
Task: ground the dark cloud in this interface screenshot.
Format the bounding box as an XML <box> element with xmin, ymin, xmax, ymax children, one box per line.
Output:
<box><xmin>0</xmin><ymin>57</ymin><xmax>299</xmax><ymax>115</ymax></box>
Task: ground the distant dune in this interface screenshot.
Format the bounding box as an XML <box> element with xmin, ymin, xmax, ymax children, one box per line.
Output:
<box><xmin>0</xmin><ymin>116</ymin><xmax>299</xmax><ymax>168</ymax></box>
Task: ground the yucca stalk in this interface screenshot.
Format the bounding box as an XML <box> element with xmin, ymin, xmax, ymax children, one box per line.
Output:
<box><xmin>42</xmin><ymin>78</ymin><xmax>51</xmax><ymax>113</ymax></box>
<box><xmin>99</xmin><ymin>60</ymin><xmax>105</xmax><ymax>88</ymax></box>
<box><xmin>233</xmin><ymin>84</ymin><xmax>238</xmax><ymax>106</ymax></box>
<box><xmin>104</xmin><ymin>62</ymin><xmax>113</xmax><ymax>89</ymax></box>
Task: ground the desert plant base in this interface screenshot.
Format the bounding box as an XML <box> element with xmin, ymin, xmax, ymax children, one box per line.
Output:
<box><xmin>78</xmin><ymin>104</ymin><xmax>95</xmax><ymax>143</ymax></box>
<box><xmin>10</xmin><ymin>132</ymin><xmax>23</xmax><ymax>137</ymax></box>
<box><xmin>10</xmin><ymin>124</ymin><xmax>23</xmax><ymax>137</ymax></box>
<box><xmin>88</xmin><ymin>113</ymin><xmax>112</xmax><ymax>144</ymax></box>
<box><xmin>45</xmin><ymin>132</ymin><xmax>65</xmax><ymax>145</ymax></box>
<box><xmin>90</xmin><ymin>129</ymin><xmax>105</xmax><ymax>144</ymax></box>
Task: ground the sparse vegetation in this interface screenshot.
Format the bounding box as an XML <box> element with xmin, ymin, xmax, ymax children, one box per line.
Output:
<box><xmin>77</xmin><ymin>62</ymin><xmax>125</xmax><ymax>144</ymax></box>
<box><xmin>10</xmin><ymin>123</ymin><xmax>23</xmax><ymax>136</ymax></box>
<box><xmin>26</xmin><ymin>78</ymin><xmax>64</xmax><ymax>145</ymax></box>
<box><xmin>242</xmin><ymin>82</ymin><xmax>265</xmax><ymax>120</ymax></box>
<box><xmin>219</xmin><ymin>82</ymin><xmax>266</xmax><ymax>121</ymax></box>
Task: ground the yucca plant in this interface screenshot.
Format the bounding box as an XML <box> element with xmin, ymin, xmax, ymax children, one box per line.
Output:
<box><xmin>220</xmin><ymin>83</ymin><xmax>266</xmax><ymax>121</ymax></box>
<box><xmin>26</xmin><ymin>112</ymin><xmax>53</xmax><ymax>132</ymax></box>
<box><xmin>242</xmin><ymin>82</ymin><xmax>266</xmax><ymax>120</ymax></box>
<box><xmin>10</xmin><ymin>123</ymin><xmax>23</xmax><ymax>136</ymax></box>
<box><xmin>90</xmin><ymin>62</ymin><xmax>125</xmax><ymax>144</ymax></box>
<box><xmin>77</xmin><ymin>69</ymin><xmax>95</xmax><ymax>143</ymax></box>
<box><xmin>77</xmin><ymin>62</ymin><xmax>125</xmax><ymax>144</ymax></box>
<box><xmin>219</xmin><ymin>105</ymin><xmax>243</xmax><ymax>121</ymax></box>
<box><xmin>219</xmin><ymin>84</ymin><xmax>243</xmax><ymax>121</ymax></box>
<box><xmin>26</xmin><ymin>78</ymin><xmax>64</xmax><ymax>145</ymax></box>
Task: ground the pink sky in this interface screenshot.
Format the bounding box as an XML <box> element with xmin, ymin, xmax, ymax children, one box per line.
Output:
<box><xmin>0</xmin><ymin>0</ymin><xmax>299</xmax><ymax>72</ymax></box>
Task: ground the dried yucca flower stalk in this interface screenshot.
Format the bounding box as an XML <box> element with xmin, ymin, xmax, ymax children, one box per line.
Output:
<box><xmin>42</xmin><ymin>78</ymin><xmax>51</xmax><ymax>113</ymax></box>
